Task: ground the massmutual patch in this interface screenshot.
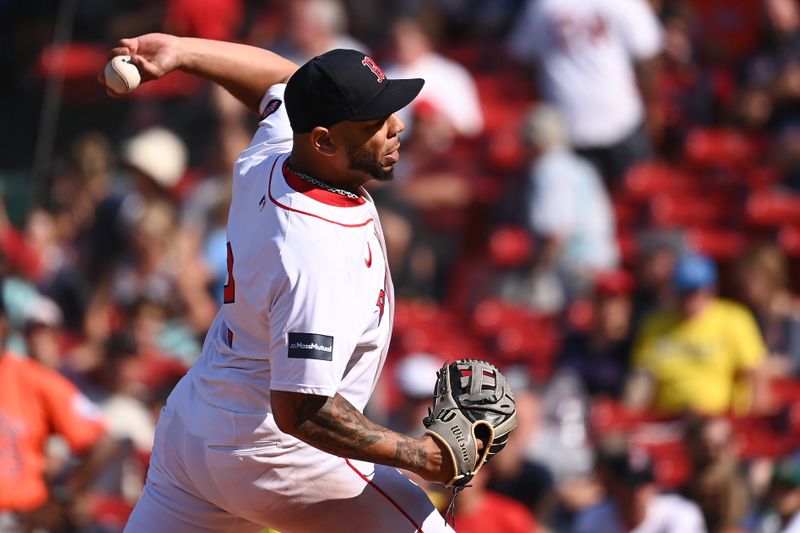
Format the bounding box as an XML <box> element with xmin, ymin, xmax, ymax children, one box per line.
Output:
<box><xmin>287</xmin><ymin>332</ymin><xmax>334</xmax><ymax>361</ymax></box>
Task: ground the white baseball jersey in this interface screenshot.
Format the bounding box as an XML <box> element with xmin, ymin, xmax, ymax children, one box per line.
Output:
<box><xmin>191</xmin><ymin>83</ymin><xmax>393</xmax><ymax>418</ymax></box>
<box><xmin>126</xmin><ymin>84</ymin><xmax>453</xmax><ymax>532</ymax></box>
<box><xmin>509</xmin><ymin>0</ymin><xmax>662</xmax><ymax>148</ymax></box>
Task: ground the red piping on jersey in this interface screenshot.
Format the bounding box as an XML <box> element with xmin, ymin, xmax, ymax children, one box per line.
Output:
<box><xmin>282</xmin><ymin>160</ymin><xmax>366</xmax><ymax>207</ymax></box>
<box><xmin>344</xmin><ymin>459</ymin><xmax>425</xmax><ymax>533</ymax></box>
<box><xmin>268</xmin><ymin>157</ymin><xmax>374</xmax><ymax>228</ymax></box>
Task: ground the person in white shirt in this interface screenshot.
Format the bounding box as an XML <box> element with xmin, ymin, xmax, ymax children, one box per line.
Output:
<box><xmin>577</xmin><ymin>450</ymin><xmax>707</xmax><ymax>533</ymax></box>
<box><xmin>104</xmin><ymin>33</ymin><xmax>458</xmax><ymax>532</ymax></box>
<box><xmin>757</xmin><ymin>459</ymin><xmax>800</xmax><ymax>533</ymax></box>
<box><xmin>508</xmin><ymin>0</ymin><xmax>663</xmax><ymax>184</ymax></box>
<box><xmin>385</xmin><ymin>16</ymin><xmax>484</xmax><ymax>138</ymax></box>
<box><xmin>525</xmin><ymin>104</ymin><xmax>619</xmax><ymax>303</ymax></box>
<box><xmin>278</xmin><ymin>0</ymin><xmax>370</xmax><ymax>64</ymax></box>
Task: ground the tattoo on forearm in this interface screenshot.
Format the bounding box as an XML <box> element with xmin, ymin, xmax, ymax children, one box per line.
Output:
<box><xmin>292</xmin><ymin>393</ymin><xmax>429</xmax><ymax>472</ymax></box>
<box><xmin>392</xmin><ymin>436</ymin><xmax>427</xmax><ymax>470</ymax></box>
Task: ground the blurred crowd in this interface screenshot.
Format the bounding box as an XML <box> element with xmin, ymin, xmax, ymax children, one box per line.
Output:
<box><xmin>2</xmin><ymin>0</ymin><xmax>800</xmax><ymax>531</ymax></box>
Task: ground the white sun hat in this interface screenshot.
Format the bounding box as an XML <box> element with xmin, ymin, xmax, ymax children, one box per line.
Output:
<box><xmin>121</xmin><ymin>127</ymin><xmax>188</xmax><ymax>189</ymax></box>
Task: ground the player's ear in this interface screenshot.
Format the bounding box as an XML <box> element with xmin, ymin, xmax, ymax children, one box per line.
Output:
<box><xmin>310</xmin><ymin>127</ymin><xmax>337</xmax><ymax>157</ymax></box>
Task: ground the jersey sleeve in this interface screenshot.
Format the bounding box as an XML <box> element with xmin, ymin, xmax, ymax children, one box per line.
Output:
<box><xmin>267</xmin><ymin>250</ymin><xmax>364</xmax><ymax>397</ymax></box>
<box><xmin>39</xmin><ymin>368</ymin><xmax>105</xmax><ymax>453</ymax></box>
<box><xmin>616</xmin><ymin>0</ymin><xmax>663</xmax><ymax>60</ymax></box>
<box><xmin>246</xmin><ymin>83</ymin><xmax>294</xmax><ymax>156</ymax></box>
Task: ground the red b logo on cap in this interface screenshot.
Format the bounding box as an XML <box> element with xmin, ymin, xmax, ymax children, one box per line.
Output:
<box><xmin>362</xmin><ymin>56</ymin><xmax>385</xmax><ymax>83</ymax></box>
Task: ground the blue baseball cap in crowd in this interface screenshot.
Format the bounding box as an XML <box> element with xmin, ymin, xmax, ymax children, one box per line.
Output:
<box><xmin>673</xmin><ymin>252</ymin><xmax>717</xmax><ymax>291</ymax></box>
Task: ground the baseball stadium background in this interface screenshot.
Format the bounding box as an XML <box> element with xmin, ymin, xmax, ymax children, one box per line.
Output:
<box><xmin>2</xmin><ymin>0</ymin><xmax>800</xmax><ymax>531</ymax></box>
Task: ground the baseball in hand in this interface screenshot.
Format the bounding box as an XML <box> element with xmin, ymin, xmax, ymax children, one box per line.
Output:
<box><xmin>104</xmin><ymin>55</ymin><xmax>141</xmax><ymax>94</ymax></box>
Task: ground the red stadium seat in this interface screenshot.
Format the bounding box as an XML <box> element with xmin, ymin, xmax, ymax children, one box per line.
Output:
<box><xmin>779</xmin><ymin>226</ymin><xmax>800</xmax><ymax>257</ymax></box>
<box><xmin>486</xmin><ymin>129</ymin><xmax>527</xmax><ymax>171</ymax></box>
<box><xmin>594</xmin><ymin>269</ymin><xmax>635</xmax><ymax>295</ymax></box>
<box><xmin>747</xmin><ymin>193</ymin><xmax>800</xmax><ymax>228</ymax></box>
<box><xmin>653</xmin><ymin>453</ymin><xmax>693</xmax><ymax>489</ymax></box>
<box><xmin>623</xmin><ymin>163</ymin><xmax>698</xmax><ymax>201</ymax></box>
<box><xmin>734</xmin><ymin>428</ymin><xmax>792</xmax><ymax>459</ymax></box>
<box><xmin>612</xmin><ymin>198</ymin><xmax>643</xmax><ymax>228</ymax></box>
<box><xmin>566</xmin><ymin>299</ymin><xmax>595</xmax><ymax>332</ymax></box>
<box><xmin>768</xmin><ymin>377</ymin><xmax>800</xmax><ymax>409</ymax></box>
<box><xmin>744</xmin><ymin>167</ymin><xmax>782</xmax><ymax>191</ymax></box>
<box><xmin>37</xmin><ymin>43</ymin><xmax>108</xmax><ymax>80</ymax></box>
<box><xmin>89</xmin><ymin>494</ymin><xmax>134</xmax><ymax>529</ymax></box>
<box><xmin>616</xmin><ymin>231</ymin><xmax>639</xmax><ymax>266</ymax></box>
<box><xmin>472</xmin><ymin>299</ymin><xmax>556</xmax><ymax>337</ymax></box>
<box><xmin>684</xmin><ymin>227</ymin><xmax>746</xmax><ymax>260</ymax></box>
<box><xmin>649</xmin><ymin>194</ymin><xmax>732</xmax><ymax>228</ymax></box>
<box><xmin>494</xmin><ymin>324</ymin><xmax>559</xmax><ymax>357</ymax></box>
<box><xmin>396</xmin><ymin>325</ymin><xmax>488</xmax><ymax>360</ymax></box>
<box><xmin>590</xmin><ymin>398</ymin><xmax>643</xmax><ymax>435</ymax></box>
<box><xmin>488</xmin><ymin>226</ymin><xmax>534</xmax><ymax>269</ymax></box>
<box><xmin>684</xmin><ymin>128</ymin><xmax>758</xmax><ymax>169</ymax></box>
<box><xmin>492</xmin><ymin>323</ymin><xmax>560</xmax><ymax>378</ymax></box>
<box><xmin>393</xmin><ymin>299</ymin><xmax>459</xmax><ymax>334</ymax></box>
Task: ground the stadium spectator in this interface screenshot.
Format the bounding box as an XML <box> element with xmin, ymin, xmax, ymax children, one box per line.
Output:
<box><xmin>739</xmin><ymin>0</ymin><xmax>800</xmax><ymax>134</ymax></box>
<box><xmin>387</xmin><ymin>352</ymin><xmax>442</xmax><ymax>436</ymax></box>
<box><xmin>87</xmin><ymin>334</ymin><xmax>154</xmax><ymax>507</ymax></box>
<box><xmin>684</xmin><ymin>417</ymin><xmax>750</xmax><ymax>533</ymax></box>
<box><xmin>6</xmin><ymin>1</ymin><xmax>800</xmax><ymax>531</ymax></box>
<box><xmin>523</xmin><ymin>104</ymin><xmax>619</xmax><ymax>307</ymax></box>
<box><xmin>753</xmin><ymin>458</ymin><xmax>800</xmax><ymax>532</ymax></box>
<box><xmin>273</xmin><ymin>0</ymin><xmax>368</xmax><ymax>64</ymax></box>
<box><xmin>368</xmin><ymin>91</ymin><xmax>479</xmax><ymax>301</ymax></box>
<box><xmin>453</xmin><ymin>467</ymin><xmax>539</xmax><ymax>533</ymax></box>
<box><xmin>21</xmin><ymin>296</ymin><xmax>64</xmax><ymax>369</ymax></box>
<box><xmin>91</xmin><ymin>334</ymin><xmax>155</xmax><ymax>457</ymax></box>
<box><xmin>163</xmin><ymin>0</ymin><xmax>243</xmax><ymax>41</ymax></box>
<box><xmin>385</xmin><ymin>16</ymin><xmax>484</xmax><ymax>139</ymax></box>
<box><xmin>87</xmin><ymin>126</ymin><xmax>187</xmax><ymax>286</ymax></box>
<box><xmin>0</xmin><ymin>298</ymin><xmax>116</xmax><ymax>532</ymax></box>
<box><xmin>508</xmin><ymin>0</ymin><xmax>662</xmax><ymax>183</ymax></box>
<box><xmin>526</xmin><ymin>371</ymin><xmax>594</xmax><ymax>487</ymax></box>
<box><xmin>575</xmin><ymin>449</ymin><xmax>706</xmax><ymax>533</ymax></box>
<box><xmin>736</xmin><ymin>244</ymin><xmax>800</xmax><ymax>377</ymax></box>
<box><xmin>626</xmin><ymin>253</ymin><xmax>768</xmax><ymax>417</ymax></box>
<box><xmin>629</xmin><ymin>235</ymin><xmax>681</xmax><ymax>335</ymax></box>
<box><xmin>485</xmin><ymin>383</ymin><xmax>555</xmax><ymax>522</ymax></box>
<box><xmin>558</xmin><ymin>269</ymin><xmax>635</xmax><ymax>398</ymax></box>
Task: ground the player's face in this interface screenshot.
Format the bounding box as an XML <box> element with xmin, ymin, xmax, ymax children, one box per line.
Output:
<box><xmin>339</xmin><ymin>113</ymin><xmax>404</xmax><ymax>182</ymax></box>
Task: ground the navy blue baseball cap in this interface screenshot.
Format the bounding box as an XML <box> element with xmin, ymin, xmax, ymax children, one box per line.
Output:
<box><xmin>597</xmin><ymin>449</ymin><xmax>655</xmax><ymax>487</ymax></box>
<box><xmin>673</xmin><ymin>252</ymin><xmax>717</xmax><ymax>291</ymax></box>
<box><xmin>284</xmin><ymin>49</ymin><xmax>424</xmax><ymax>133</ymax></box>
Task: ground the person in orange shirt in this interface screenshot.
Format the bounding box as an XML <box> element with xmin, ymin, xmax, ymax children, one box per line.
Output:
<box><xmin>0</xmin><ymin>298</ymin><xmax>114</xmax><ymax>531</ymax></box>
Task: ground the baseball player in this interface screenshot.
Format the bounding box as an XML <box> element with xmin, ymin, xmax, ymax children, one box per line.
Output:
<box><xmin>107</xmin><ymin>34</ymin><xmax>457</xmax><ymax>532</ymax></box>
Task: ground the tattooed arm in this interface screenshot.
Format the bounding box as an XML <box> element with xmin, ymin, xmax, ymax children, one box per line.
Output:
<box><xmin>271</xmin><ymin>390</ymin><xmax>453</xmax><ymax>483</ymax></box>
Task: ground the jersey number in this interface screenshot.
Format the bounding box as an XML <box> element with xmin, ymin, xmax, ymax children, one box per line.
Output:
<box><xmin>224</xmin><ymin>241</ymin><xmax>235</xmax><ymax>304</ymax></box>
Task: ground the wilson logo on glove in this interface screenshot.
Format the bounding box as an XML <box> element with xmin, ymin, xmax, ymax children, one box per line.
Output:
<box><xmin>422</xmin><ymin>359</ymin><xmax>518</xmax><ymax>490</ymax></box>
<box><xmin>435</xmin><ymin>408</ymin><xmax>457</xmax><ymax>423</ymax></box>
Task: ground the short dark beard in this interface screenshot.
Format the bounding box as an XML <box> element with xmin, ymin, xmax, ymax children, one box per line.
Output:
<box><xmin>347</xmin><ymin>145</ymin><xmax>394</xmax><ymax>182</ymax></box>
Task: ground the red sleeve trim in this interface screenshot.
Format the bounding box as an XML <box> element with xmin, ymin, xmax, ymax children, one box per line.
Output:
<box><xmin>268</xmin><ymin>157</ymin><xmax>374</xmax><ymax>228</ymax></box>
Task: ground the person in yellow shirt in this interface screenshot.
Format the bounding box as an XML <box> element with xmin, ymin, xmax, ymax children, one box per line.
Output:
<box><xmin>626</xmin><ymin>253</ymin><xmax>767</xmax><ymax>416</ymax></box>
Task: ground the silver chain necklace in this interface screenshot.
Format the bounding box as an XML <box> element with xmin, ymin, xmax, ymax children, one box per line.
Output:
<box><xmin>286</xmin><ymin>163</ymin><xmax>360</xmax><ymax>199</ymax></box>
